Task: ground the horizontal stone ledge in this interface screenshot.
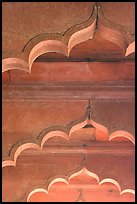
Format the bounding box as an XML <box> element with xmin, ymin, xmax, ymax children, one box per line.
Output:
<box><xmin>19</xmin><ymin>141</ymin><xmax>134</xmax><ymax>156</ymax></box>
<box><xmin>2</xmin><ymin>61</ymin><xmax>134</xmax><ymax>83</ymax></box>
<box><xmin>2</xmin><ymin>81</ymin><xmax>135</xmax><ymax>100</ymax></box>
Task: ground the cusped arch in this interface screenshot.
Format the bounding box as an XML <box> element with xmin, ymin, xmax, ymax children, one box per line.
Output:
<box><xmin>97</xmin><ymin>2</ymin><xmax>135</xmax><ymax>56</ymax></box>
<box><xmin>2</xmin><ymin>4</ymin><xmax>97</xmax><ymax>73</ymax></box>
<box><xmin>26</xmin><ymin>167</ymin><xmax>135</xmax><ymax>202</ymax></box>
<box><xmin>2</xmin><ymin>107</ymin><xmax>135</xmax><ymax>168</ymax></box>
<box><xmin>2</xmin><ymin>3</ymin><xmax>135</xmax><ymax>73</ymax></box>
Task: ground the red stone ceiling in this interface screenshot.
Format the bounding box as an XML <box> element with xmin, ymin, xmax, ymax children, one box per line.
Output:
<box><xmin>2</xmin><ymin>2</ymin><xmax>135</xmax><ymax>202</ymax></box>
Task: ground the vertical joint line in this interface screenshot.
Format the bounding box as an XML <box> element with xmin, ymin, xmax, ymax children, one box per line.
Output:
<box><xmin>95</xmin><ymin>2</ymin><xmax>99</xmax><ymax>31</ymax></box>
<box><xmin>87</xmin><ymin>100</ymin><xmax>92</xmax><ymax>120</ymax></box>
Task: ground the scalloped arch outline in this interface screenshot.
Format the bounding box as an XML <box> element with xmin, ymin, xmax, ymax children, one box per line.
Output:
<box><xmin>2</xmin><ymin>5</ymin><xmax>97</xmax><ymax>73</ymax></box>
<box><xmin>2</xmin><ymin>4</ymin><xmax>134</xmax><ymax>73</ymax></box>
<box><xmin>2</xmin><ymin>113</ymin><xmax>135</xmax><ymax>168</ymax></box>
<box><xmin>26</xmin><ymin>167</ymin><xmax>135</xmax><ymax>202</ymax></box>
